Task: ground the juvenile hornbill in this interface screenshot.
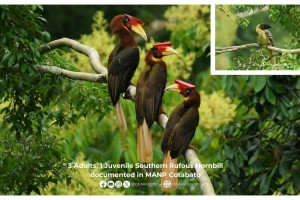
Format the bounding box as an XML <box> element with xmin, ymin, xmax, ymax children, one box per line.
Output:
<box><xmin>108</xmin><ymin>14</ymin><xmax>147</xmax><ymax>139</ymax></box>
<box><xmin>256</xmin><ymin>23</ymin><xmax>276</xmax><ymax>64</ymax></box>
<box><xmin>161</xmin><ymin>80</ymin><xmax>200</xmax><ymax>192</ymax></box>
<box><xmin>135</xmin><ymin>42</ymin><xmax>178</xmax><ymax>163</ymax></box>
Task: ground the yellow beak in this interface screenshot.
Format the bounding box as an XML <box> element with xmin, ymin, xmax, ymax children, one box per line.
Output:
<box><xmin>162</xmin><ymin>46</ymin><xmax>179</xmax><ymax>56</ymax></box>
<box><xmin>165</xmin><ymin>84</ymin><xmax>180</xmax><ymax>92</ymax></box>
<box><xmin>131</xmin><ymin>24</ymin><xmax>147</xmax><ymax>41</ymax></box>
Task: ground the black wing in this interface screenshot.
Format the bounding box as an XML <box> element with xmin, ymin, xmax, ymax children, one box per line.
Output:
<box><xmin>162</xmin><ymin>105</ymin><xmax>199</xmax><ymax>158</ymax></box>
<box><xmin>108</xmin><ymin>45</ymin><xmax>139</xmax><ymax>105</ymax></box>
<box><xmin>136</xmin><ymin>63</ymin><xmax>167</xmax><ymax>127</ymax></box>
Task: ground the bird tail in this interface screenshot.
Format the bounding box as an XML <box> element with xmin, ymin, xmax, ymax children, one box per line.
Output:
<box><xmin>268</xmin><ymin>50</ymin><xmax>276</xmax><ymax>64</ymax></box>
<box><xmin>137</xmin><ymin>119</ymin><xmax>152</xmax><ymax>163</ymax></box>
<box><xmin>114</xmin><ymin>100</ymin><xmax>127</xmax><ymax>146</ymax></box>
<box><xmin>161</xmin><ymin>151</ymin><xmax>178</xmax><ymax>193</ymax></box>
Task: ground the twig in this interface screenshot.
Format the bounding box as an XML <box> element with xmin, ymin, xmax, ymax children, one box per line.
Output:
<box><xmin>216</xmin><ymin>43</ymin><xmax>300</xmax><ymax>55</ymax></box>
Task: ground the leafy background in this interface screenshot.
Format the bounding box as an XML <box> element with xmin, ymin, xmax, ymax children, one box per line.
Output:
<box><xmin>0</xmin><ymin>5</ymin><xmax>300</xmax><ymax>195</ymax></box>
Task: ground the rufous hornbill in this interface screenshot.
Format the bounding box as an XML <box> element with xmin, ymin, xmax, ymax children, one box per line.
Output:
<box><xmin>256</xmin><ymin>23</ymin><xmax>276</xmax><ymax>64</ymax></box>
<box><xmin>161</xmin><ymin>80</ymin><xmax>200</xmax><ymax>192</ymax></box>
<box><xmin>108</xmin><ymin>14</ymin><xmax>147</xmax><ymax>139</ymax></box>
<box><xmin>135</xmin><ymin>42</ymin><xmax>178</xmax><ymax>163</ymax></box>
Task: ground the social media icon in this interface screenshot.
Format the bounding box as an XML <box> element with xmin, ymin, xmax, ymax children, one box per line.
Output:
<box><xmin>107</xmin><ymin>181</ymin><xmax>114</xmax><ymax>188</ymax></box>
<box><xmin>115</xmin><ymin>180</ymin><xmax>122</xmax><ymax>188</ymax></box>
<box><xmin>163</xmin><ymin>180</ymin><xmax>171</xmax><ymax>188</ymax></box>
<box><xmin>123</xmin><ymin>180</ymin><xmax>130</xmax><ymax>188</ymax></box>
<box><xmin>99</xmin><ymin>181</ymin><xmax>106</xmax><ymax>188</ymax></box>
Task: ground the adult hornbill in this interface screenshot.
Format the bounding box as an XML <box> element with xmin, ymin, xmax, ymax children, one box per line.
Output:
<box><xmin>161</xmin><ymin>80</ymin><xmax>200</xmax><ymax>192</ymax></box>
<box><xmin>108</xmin><ymin>14</ymin><xmax>147</xmax><ymax>138</ymax></box>
<box><xmin>135</xmin><ymin>42</ymin><xmax>178</xmax><ymax>163</ymax></box>
<box><xmin>256</xmin><ymin>23</ymin><xmax>276</xmax><ymax>64</ymax></box>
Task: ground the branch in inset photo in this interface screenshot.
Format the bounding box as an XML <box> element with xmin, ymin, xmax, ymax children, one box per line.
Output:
<box><xmin>216</xmin><ymin>43</ymin><xmax>300</xmax><ymax>55</ymax></box>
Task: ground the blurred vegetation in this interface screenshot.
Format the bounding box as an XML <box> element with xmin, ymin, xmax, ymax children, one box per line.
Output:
<box><xmin>1</xmin><ymin>4</ymin><xmax>300</xmax><ymax>196</ymax></box>
<box><xmin>43</xmin><ymin>5</ymin><xmax>169</xmax><ymax>40</ymax></box>
<box><xmin>216</xmin><ymin>5</ymin><xmax>300</xmax><ymax>70</ymax></box>
<box><xmin>42</xmin><ymin>153</ymin><xmax>123</xmax><ymax>195</ymax></box>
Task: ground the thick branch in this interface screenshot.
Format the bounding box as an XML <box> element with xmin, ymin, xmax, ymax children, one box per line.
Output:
<box><xmin>37</xmin><ymin>65</ymin><xmax>106</xmax><ymax>82</ymax></box>
<box><xmin>216</xmin><ymin>43</ymin><xmax>300</xmax><ymax>55</ymax></box>
<box><xmin>185</xmin><ymin>149</ymin><xmax>216</xmax><ymax>195</ymax></box>
<box><xmin>39</xmin><ymin>38</ymin><xmax>107</xmax><ymax>75</ymax></box>
<box><xmin>0</xmin><ymin>64</ymin><xmax>106</xmax><ymax>83</ymax></box>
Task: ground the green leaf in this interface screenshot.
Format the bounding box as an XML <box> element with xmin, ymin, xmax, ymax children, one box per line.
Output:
<box><xmin>224</xmin><ymin>145</ymin><xmax>234</xmax><ymax>159</ymax></box>
<box><xmin>265</xmin><ymin>85</ymin><xmax>276</xmax><ymax>105</ymax></box>
<box><xmin>259</xmin><ymin>175</ymin><xmax>269</xmax><ymax>194</ymax></box>
<box><xmin>2</xmin><ymin>51</ymin><xmax>11</xmax><ymax>63</ymax></box>
<box><xmin>234</xmin><ymin>154</ymin><xmax>243</xmax><ymax>167</ymax></box>
<box><xmin>249</xmin><ymin>150</ymin><xmax>259</xmax><ymax>165</ymax></box>
<box><xmin>229</xmin><ymin>161</ymin><xmax>240</xmax><ymax>177</ymax></box>
<box><xmin>279</xmin><ymin>162</ymin><xmax>289</xmax><ymax>178</ymax></box>
<box><xmin>292</xmin><ymin>169</ymin><xmax>300</xmax><ymax>188</ymax></box>
<box><xmin>255</xmin><ymin>76</ymin><xmax>267</xmax><ymax>93</ymax></box>
<box><xmin>280</xmin><ymin>104</ymin><xmax>289</xmax><ymax>118</ymax></box>
<box><xmin>211</xmin><ymin>137</ymin><xmax>219</xmax><ymax>148</ymax></box>
<box><xmin>259</xmin><ymin>94</ymin><xmax>265</xmax><ymax>105</ymax></box>
<box><xmin>238</xmin><ymin>147</ymin><xmax>248</xmax><ymax>160</ymax></box>
<box><xmin>222</xmin><ymin>75</ymin><xmax>233</xmax><ymax>91</ymax></box>
<box><xmin>247</xmin><ymin>75</ymin><xmax>257</xmax><ymax>88</ymax></box>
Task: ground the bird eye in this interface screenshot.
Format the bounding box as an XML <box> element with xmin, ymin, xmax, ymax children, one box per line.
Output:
<box><xmin>124</xmin><ymin>16</ymin><xmax>130</xmax><ymax>24</ymax></box>
<box><xmin>152</xmin><ymin>48</ymin><xmax>158</xmax><ymax>55</ymax></box>
<box><xmin>186</xmin><ymin>89</ymin><xmax>191</xmax><ymax>96</ymax></box>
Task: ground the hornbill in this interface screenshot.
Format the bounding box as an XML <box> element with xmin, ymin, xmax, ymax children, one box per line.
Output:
<box><xmin>256</xmin><ymin>23</ymin><xmax>276</xmax><ymax>64</ymax></box>
<box><xmin>161</xmin><ymin>80</ymin><xmax>200</xmax><ymax>192</ymax></box>
<box><xmin>108</xmin><ymin>14</ymin><xmax>147</xmax><ymax>139</ymax></box>
<box><xmin>135</xmin><ymin>42</ymin><xmax>178</xmax><ymax>163</ymax></box>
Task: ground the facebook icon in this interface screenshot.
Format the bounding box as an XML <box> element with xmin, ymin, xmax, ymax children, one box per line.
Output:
<box><xmin>99</xmin><ymin>181</ymin><xmax>107</xmax><ymax>188</ymax></box>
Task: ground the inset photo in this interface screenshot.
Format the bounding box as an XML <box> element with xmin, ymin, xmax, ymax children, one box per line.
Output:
<box><xmin>214</xmin><ymin>5</ymin><xmax>300</xmax><ymax>74</ymax></box>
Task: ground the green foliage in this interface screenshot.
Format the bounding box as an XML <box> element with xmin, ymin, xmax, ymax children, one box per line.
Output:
<box><xmin>0</xmin><ymin>5</ymin><xmax>49</xmax><ymax>70</ymax></box>
<box><xmin>42</xmin><ymin>153</ymin><xmax>123</xmax><ymax>195</ymax></box>
<box><xmin>199</xmin><ymin>90</ymin><xmax>236</xmax><ymax>132</ymax></box>
<box><xmin>268</xmin><ymin>5</ymin><xmax>300</xmax><ymax>48</ymax></box>
<box><xmin>0</xmin><ymin>5</ymin><xmax>110</xmax><ymax>195</ymax></box>
<box><xmin>164</xmin><ymin>5</ymin><xmax>210</xmax><ymax>76</ymax></box>
<box><xmin>211</xmin><ymin>75</ymin><xmax>300</xmax><ymax>194</ymax></box>
<box><xmin>0</xmin><ymin>131</ymin><xmax>71</xmax><ymax>195</ymax></box>
<box><xmin>64</xmin><ymin>11</ymin><xmax>115</xmax><ymax>72</ymax></box>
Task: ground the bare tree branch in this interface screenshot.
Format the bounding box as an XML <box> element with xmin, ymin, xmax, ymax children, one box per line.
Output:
<box><xmin>39</xmin><ymin>38</ymin><xmax>107</xmax><ymax>75</ymax></box>
<box><xmin>216</xmin><ymin>43</ymin><xmax>300</xmax><ymax>55</ymax></box>
<box><xmin>37</xmin><ymin>65</ymin><xmax>106</xmax><ymax>82</ymax></box>
<box><xmin>185</xmin><ymin>149</ymin><xmax>216</xmax><ymax>195</ymax></box>
<box><xmin>0</xmin><ymin>65</ymin><xmax>106</xmax><ymax>83</ymax></box>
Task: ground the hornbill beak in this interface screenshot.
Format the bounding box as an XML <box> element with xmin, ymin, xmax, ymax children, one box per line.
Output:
<box><xmin>131</xmin><ymin>24</ymin><xmax>147</xmax><ymax>41</ymax></box>
<box><xmin>165</xmin><ymin>83</ymin><xmax>180</xmax><ymax>93</ymax></box>
<box><xmin>162</xmin><ymin>47</ymin><xmax>179</xmax><ymax>56</ymax></box>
